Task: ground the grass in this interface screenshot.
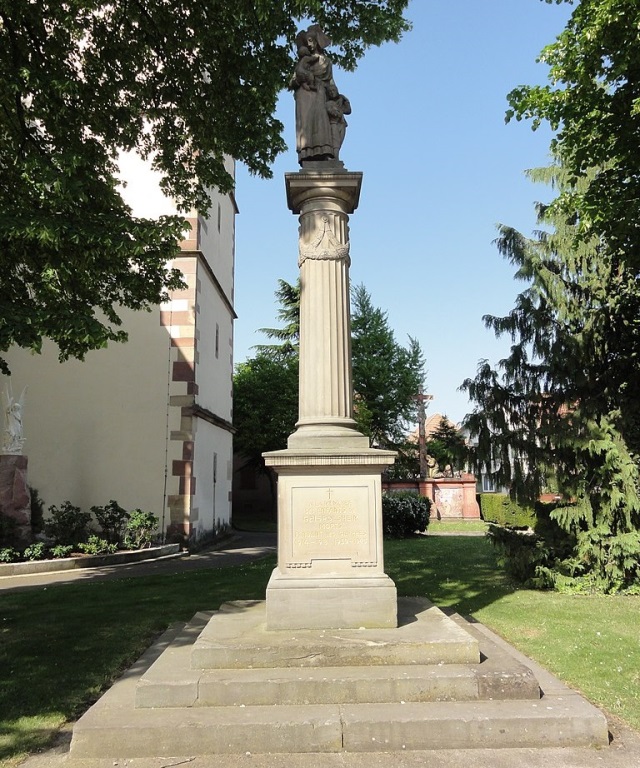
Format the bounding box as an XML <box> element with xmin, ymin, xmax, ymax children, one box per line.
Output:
<box><xmin>428</xmin><ymin>519</ymin><xmax>488</xmax><ymax>533</ymax></box>
<box><xmin>1</xmin><ymin>535</ymin><xmax>639</xmax><ymax>767</ymax></box>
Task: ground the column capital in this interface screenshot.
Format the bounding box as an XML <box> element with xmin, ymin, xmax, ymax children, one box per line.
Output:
<box><xmin>285</xmin><ymin>169</ymin><xmax>363</xmax><ymax>214</ymax></box>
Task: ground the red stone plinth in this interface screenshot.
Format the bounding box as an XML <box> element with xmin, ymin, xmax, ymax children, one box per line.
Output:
<box><xmin>383</xmin><ymin>474</ymin><xmax>480</xmax><ymax>521</ymax></box>
<box><xmin>0</xmin><ymin>454</ymin><xmax>32</xmax><ymax>546</ymax></box>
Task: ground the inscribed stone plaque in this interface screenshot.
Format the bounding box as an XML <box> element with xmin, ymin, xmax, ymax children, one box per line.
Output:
<box><xmin>290</xmin><ymin>485</ymin><xmax>372</xmax><ymax>563</ymax></box>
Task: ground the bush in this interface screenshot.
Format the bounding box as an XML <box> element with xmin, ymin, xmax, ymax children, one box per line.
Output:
<box><xmin>382</xmin><ymin>492</ymin><xmax>431</xmax><ymax>538</ymax></box>
<box><xmin>50</xmin><ymin>544</ymin><xmax>73</xmax><ymax>559</ymax></box>
<box><xmin>124</xmin><ymin>509</ymin><xmax>159</xmax><ymax>549</ymax></box>
<box><xmin>78</xmin><ymin>535</ymin><xmax>118</xmax><ymax>556</ymax></box>
<box><xmin>23</xmin><ymin>542</ymin><xmax>47</xmax><ymax>561</ymax></box>
<box><xmin>29</xmin><ymin>486</ymin><xmax>45</xmax><ymax>534</ymax></box>
<box><xmin>0</xmin><ymin>514</ymin><xmax>17</xmax><ymax>546</ymax></box>
<box><xmin>480</xmin><ymin>493</ymin><xmax>536</xmax><ymax>528</ymax></box>
<box><xmin>91</xmin><ymin>500</ymin><xmax>129</xmax><ymax>545</ymax></box>
<box><xmin>45</xmin><ymin>502</ymin><xmax>92</xmax><ymax>546</ymax></box>
<box><xmin>0</xmin><ymin>547</ymin><xmax>19</xmax><ymax>563</ymax></box>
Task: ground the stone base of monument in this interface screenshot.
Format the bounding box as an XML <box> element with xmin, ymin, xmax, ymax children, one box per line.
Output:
<box><xmin>68</xmin><ymin>597</ymin><xmax>608</xmax><ymax>759</ymax></box>
<box><xmin>262</xmin><ymin>447</ymin><xmax>399</xmax><ymax>631</ymax></box>
<box><xmin>0</xmin><ymin>454</ymin><xmax>32</xmax><ymax>547</ymax></box>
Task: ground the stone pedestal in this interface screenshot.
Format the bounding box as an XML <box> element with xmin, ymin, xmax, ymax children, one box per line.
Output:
<box><xmin>0</xmin><ymin>454</ymin><xmax>31</xmax><ymax>546</ymax></box>
<box><xmin>264</xmin><ymin>166</ymin><xmax>397</xmax><ymax>630</ymax></box>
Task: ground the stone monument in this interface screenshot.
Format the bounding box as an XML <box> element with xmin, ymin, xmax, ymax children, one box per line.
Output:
<box><xmin>263</xmin><ymin>26</ymin><xmax>397</xmax><ymax>630</ymax></box>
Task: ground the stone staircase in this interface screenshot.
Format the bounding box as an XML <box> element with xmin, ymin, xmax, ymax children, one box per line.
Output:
<box><xmin>69</xmin><ymin>597</ymin><xmax>608</xmax><ymax>759</ymax></box>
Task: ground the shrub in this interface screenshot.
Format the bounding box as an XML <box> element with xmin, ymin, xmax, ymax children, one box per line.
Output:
<box><xmin>382</xmin><ymin>492</ymin><xmax>431</xmax><ymax>538</ymax></box>
<box><xmin>0</xmin><ymin>547</ymin><xmax>19</xmax><ymax>563</ymax></box>
<box><xmin>50</xmin><ymin>544</ymin><xmax>73</xmax><ymax>559</ymax></box>
<box><xmin>91</xmin><ymin>500</ymin><xmax>129</xmax><ymax>545</ymax></box>
<box><xmin>23</xmin><ymin>542</ymin><xmax>47</xmax><ymax>561</ymax></box>
<box><xmin>124</xmin><ymin>510</ymin><xmax>159</xmax><ymax>549</ymax></box>
<box><xmin>29</xmin><ymin>486</ymin><xmax>45</xmax><ymax>534</ymax></box>
<box><xmin>0</xmin><ymin>514</ymin><xmax>17</xmax><ymax>546</ymax></box>
<box><xmin>78</xmin><ymin>536</ymin><xmax>117</xmax><ymax>556</ymax></box>
<box><xmin>479</xmin><ymin>493</ymin><xmax>536</xmax><ymax>528</ymax></box>
<box><xmin>45</xmin><ymin>502</ymin><xmax>92</xmax><ymax>546</ymax></box>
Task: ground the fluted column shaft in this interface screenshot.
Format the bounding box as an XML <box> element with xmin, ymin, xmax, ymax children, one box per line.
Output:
<box><xmin>285</xmin><ymin>170</ymin><xmax>368</xmax><ymax>450</ymax></box>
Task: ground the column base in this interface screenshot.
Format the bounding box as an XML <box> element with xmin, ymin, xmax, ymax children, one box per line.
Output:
<box><xmin>266</xmin><ymin>568</ymin><xmax>398</xmax><ymax>630</ymax></box>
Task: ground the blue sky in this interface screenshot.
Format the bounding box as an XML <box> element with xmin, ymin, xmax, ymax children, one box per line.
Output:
<box><xmin>233</xmin><ymin>0</ymin><xmax>573</xmax><ymax>425</ymax></box>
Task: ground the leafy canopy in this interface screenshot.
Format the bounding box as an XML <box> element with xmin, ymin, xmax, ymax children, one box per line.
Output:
<box><xmin>507</xmin><ymin>0</ymin><xmax>640</xmax><ymax>266</ymax></box>
<box><xmin>0</xmin><ymin>1</ymin><xmax>410</xmax><ymax>372</ymax></box>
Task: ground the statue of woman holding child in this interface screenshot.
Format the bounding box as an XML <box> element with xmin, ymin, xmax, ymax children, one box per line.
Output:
<box><xmin>290</xmin><ymin>25</ymin><xmax>350</xmax><ymax>164</ymax></box>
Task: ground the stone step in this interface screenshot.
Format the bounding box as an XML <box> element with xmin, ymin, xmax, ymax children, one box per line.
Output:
<box><xmin>68</xmin><ymin>599</ymin><xmax>610</xmax><ymax>759</ymax></box>
<box><xmin>70</xmin><ymin>698</ymin><xmax>608</xmax><ymax>758</ymax></box>
<box><xmin>136</xmin><ymin>660</ymin><xmax>540</xmax><ymax>709</ymax></box>
<box><xmin>190</xmin><ymin>597</ymin><xmax>480</xmax><ymax>669</ymax></box>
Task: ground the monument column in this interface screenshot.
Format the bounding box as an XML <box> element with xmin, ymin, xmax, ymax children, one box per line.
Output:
<box><xmin>263</xmin><ymin>167</ymin><xmax>398</xmax><ymax>630</ymax></box>
<box><xmin>263</xmin><ymin>23</ymin><xmax>397</xmax><ymax>631</ymax></box>
<box><xmin>286</xmin><ymin>169</ymin><xmax>368</xmax><ymax>450</ymax></box>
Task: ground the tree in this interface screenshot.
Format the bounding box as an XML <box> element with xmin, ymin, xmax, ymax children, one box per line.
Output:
<box><xmin>462</xmin><ymin>160</ymin><xmax>640</xmax><ymax>593</ymax></box>
<box><xmin>232</xmin><ymin>350</ymin><xmax>299</xmax><ymax>511</ymax></box>
<box><xmin>464</xmin><ymin>0</ymin><xmax>640</xmax><ymax>593</ymax></box>
<box><xmin>351</xmin><ymin>283</ymin><xmax>425</xmax><ymax>452</ymax></box>
<box><xmin>0</xmin><ymin>2</ymin><xmax>410</xmax><ymax>372</ymax></box>
<box><xmin>506</xmin><ymin>0</ymin><xmax>640</xmax><ymax>269</ymax></box>
<box><xmin>233</xmin><ymin>279</ymin><xmax>426</xmax><ymax>485</ymax></box>
<box><xmin>426</xmin><ymin>416</ymin><xmax>467</xmax><ymax>473</ymax></box>
<box><xmin>255</xmin><ymin>279</ymin><xmax>301</xmax><ymax>360</ymax></box>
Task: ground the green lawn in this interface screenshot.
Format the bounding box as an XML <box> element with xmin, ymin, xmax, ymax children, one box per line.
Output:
<box><xmin>1</xmin><ymin>536</ymin><xmax>638</xmax><ymax>767</ymax></box>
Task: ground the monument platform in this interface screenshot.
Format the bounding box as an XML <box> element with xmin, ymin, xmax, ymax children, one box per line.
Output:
<box><xmin>69</xmin><ymin>597</ymin><xmax>608</xmax><ymax>759</ymax></box>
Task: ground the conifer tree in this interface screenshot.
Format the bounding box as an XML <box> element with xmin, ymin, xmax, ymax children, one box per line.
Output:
<box><xmin>462</xmin><ymin>161</ymin><xmax>640</xmax><ymax>593</ymax></box>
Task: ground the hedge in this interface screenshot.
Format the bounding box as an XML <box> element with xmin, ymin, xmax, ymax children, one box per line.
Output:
<box><xmin>479</xmin><ymin>493</ymin><xmax>536</xmax><ymax>529</ymax></box>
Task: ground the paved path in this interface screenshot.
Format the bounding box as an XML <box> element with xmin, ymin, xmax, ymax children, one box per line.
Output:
<box><xmin>0</xmin><ymin>530</ymin><xmax>276</xmax><ymax>593</ymax></box>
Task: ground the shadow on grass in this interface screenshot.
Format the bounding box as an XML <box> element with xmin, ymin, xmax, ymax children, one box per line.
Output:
<box><xmin>0</xmin><ymin>536</ymin><xmax>516</xmax><ymax>764</ymax></box>
<box><xmin>385</xmin><ymin>535</ymin><xmax>515</xmax><ymax>615</ymax></box>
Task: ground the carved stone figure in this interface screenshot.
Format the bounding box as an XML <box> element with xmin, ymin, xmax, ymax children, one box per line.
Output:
<box><xmin>325</xmin><ymin>84</ymin><xmax>351</xmax><ymax>160</ymax></box>
<box><xmin>290</xmin><ymin>25</ymin><xmax>350</xmax><ymax>165</ymax></box>
<box><xmin>1</xmin><ymin>385</ymin><xmax>26</xmax><ymax>455</ymax></box>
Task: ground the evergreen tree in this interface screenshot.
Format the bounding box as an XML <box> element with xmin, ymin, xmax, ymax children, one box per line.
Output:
<box><xmin>426</xmin><ymin>417</ymin><xmax>468</xmax><ymax>473</ymax></box>
<box><xmin>462</xmin><ymin>161</ymin><xmax>640</xmax><ymax>593</ymax></box>
<box><xmin>255</xmin><ymin>279</ymin><xmax>301</xmax><ymax>360</ymax></box>
<box><xmin>234</xmin><ymin>280</ymin><xmax>426</xmax><ymax>482</ymax></box>
<box><xmin>351</xmin><ymin>284</ymin><xmax>425</xmax><ymax>452</ymax></box>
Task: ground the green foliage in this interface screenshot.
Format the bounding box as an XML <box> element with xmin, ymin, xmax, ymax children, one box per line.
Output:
<box><xmin>426</xmin><ymin>416</ymin><xmax>468</xmax><ymax>472</ymax></box>
<box><xmin>50</xmin><ymin>544</ymin><xmax>73</xmax><ymax>559</ymax></box>
<box><xmin>463</xmin><ymin>158</ymin><xmax>640</xmax><ymax>594</ymax></box>
<box><xmin>234</xmin><ymin>280</ymin><xmax>426</xmax><ymax>485</ymax></box>
<box><xmin>506</xmin><ymin>0</ymin><xmax>640</xmax><ymax>270</ymax></box>
<box><xmin>22</xmin><ymin>542</ymin><xmax>46</xmax><ymax>561</ymax></box>
<box><xmin>480</xmin><ymin>493</ymin><xmax>536</xmax><ymax>529</ymax></box>
<box><xmin>78</xmin><ymin>536</ymin><xmax>117</xmax><ymax>556</ymax></box>
<box><xmin>0</xmin><ymin>512</ymin><xmax>17</xmax><ymax>545</ymax></box>
<box><xmin>0</xmin><ymin>2</ymin><xmax>410</xmax><ymax>372</ymax></box>
<box><xmin>124</xmin><ymin>509</ymin><xmax>158</xmax><ymax>550</ymax></box>
<box><xmin>45</xmin><ymin>502</ymin><xmax>92</xmax><ymax>546</ymax></box>
<box><xmin>91</xmin><ymin>500</ymin><xmax>129</xmax><ymax>545</ymax></box>
<box><xmin>233</xmin><ymin>352</ymin><xmax>299</xmax><ymax>459</ymax></box>
<box><xmin>351</xmin><ymin>284</ymin><xmax>426</xmax><ymax>451</ymax></box>
<box><xmin>29</xmin><ymin>486</ymin><xmax>45</xmax><ymax>534</ymax></box>
<box><xmin>255</xmin><ymin>279</ymin><xmax>301</xmax><ymax>360</ymax></box>
<box><xmin>381</xmin><ymin>491</ymin><xmax>431</xmax><ymax>538</ymax></box>
<box><xmin>0</xmin><ymin>547</ymin><xmax>19</xmax><ymax>563</ymax></box>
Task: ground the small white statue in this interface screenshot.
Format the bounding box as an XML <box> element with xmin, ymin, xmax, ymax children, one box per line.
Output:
<box><xmin>2</xmin><ymin>385</ymin><xmax>27</xmax><ymax>455</ymax></box>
